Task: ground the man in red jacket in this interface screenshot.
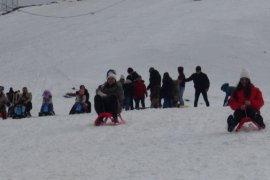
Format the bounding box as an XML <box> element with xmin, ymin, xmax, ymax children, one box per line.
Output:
<box><xmin>227</xmin><ymin>69</ymin><xmax>265</xmax><ymax>132</ymax></box>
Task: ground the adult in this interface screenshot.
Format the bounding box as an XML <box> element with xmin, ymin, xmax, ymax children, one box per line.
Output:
<box><xmin>161</xmin><ymin>72</ymin><xmax>174</xmax><ymax>108</ymax></box>
<box><xmin>94</xmin><ymin>69</ymin><xmax>124</xmax><ymax>125</ymax></box>
<box><xmin>147</xmin><ymin>67</ymin><xmax>161</xmax><ymax>108</ymax></box>
<box><xmin>186</xmin><ymin>66</ymin><xmax>210</xmax><ymax>107</ymax></box>
<box><xmin>177</xmin><ymin>66</ymin><xmax>186</xmax><ymax>106</ymax></box>
<box><xmin>19</xmin><ymin>87</ymin><xmax>32</xmax><ymax>117</ymax></box>
<box><xmin>0</xmin><ymin>86</ymin><xmax>8</xmax><ymax>119</ymax></box>
<box><xmin>227</xmin><ymin>69</ymin><xmax>265</xmax><ymax>132</ymax></box>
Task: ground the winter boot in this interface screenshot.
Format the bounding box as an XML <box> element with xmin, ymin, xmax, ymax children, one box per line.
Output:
<box><xmin>227</xmin><ymin>115</ymin><xmax>236</xmax><ymax>132</ymax></box>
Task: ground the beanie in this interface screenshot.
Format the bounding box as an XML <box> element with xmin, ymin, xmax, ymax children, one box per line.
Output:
<box><xmin>107</xmin><ymin>69</ymin><xmax>117</xmax><ymax>80</ymax></box>
<box><xmin>240</xmin><ymin>68</ymin><xmax>251</xmax><ymax>80</ymax></box>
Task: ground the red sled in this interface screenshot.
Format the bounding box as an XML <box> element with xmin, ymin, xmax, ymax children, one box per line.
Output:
<box><xmin>235</xmin><ymin>117</ymin><xmax>262</xmax><ymax>132</ymax></box>
<box><xmin>94</xmin><ymin>112</ymin><xmax>125</xmax><ymax>126</ymax></box>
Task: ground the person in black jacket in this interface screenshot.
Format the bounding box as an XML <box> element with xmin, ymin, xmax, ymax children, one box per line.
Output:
<box><xmin>161</xmin><ymin>72</ymin><xmax>174</xmax><ymax>108</ymax></box>
<box><xmin>147</xmin><ymin>67</ymin><xmax>161</xmax><ymax>108</ymax></box>
<box><xmin>186</xmin><ymin>66</ymin><xmax>210</xmax><ymax>107</ymax></box>
<box><xmin>126</xmin><ymin>67</ymin><xmax>140</xmax><ymax>110</ymax></box>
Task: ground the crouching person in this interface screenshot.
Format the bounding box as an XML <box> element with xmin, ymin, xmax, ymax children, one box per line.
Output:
<box><xmin>39</xmin><ymin>90</ymin><xmax>55</xmax><ymax>116</ymax></box>
<box><xmin>69</xmin><ymin>88</ymin><xmax>88</xmax><ymax>114</ymax></box>
<box><xmin>227</xmin><ymin>69</ymin><xmax>265</xmax><ymax>132</ymax></box>
<box><xmin>94</xmin><ymin>69</ymin><xmax>124</xmax><ymax>125</ymax></box>
<box><xmin>0</xmin><ymin>86</ymin><xmax>8</xmax><ymax>119</ymax></box>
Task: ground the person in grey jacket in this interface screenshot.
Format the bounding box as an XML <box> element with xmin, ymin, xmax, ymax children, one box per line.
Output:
<box><xmin>94</xmin><ymin>69</ymin><xmax>124</xmax><ymax>125</ymax></box>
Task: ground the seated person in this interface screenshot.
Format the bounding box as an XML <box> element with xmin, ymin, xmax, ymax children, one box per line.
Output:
<box><xmin>69</xmin><ymin>88</ymin><xmax>88</xmax><ymax>114</ymax></box>
<box><xmin>18</xmin><ymin>87</ymin><xmax>32</xmax><ymax>117</ymax></box>
<box><xmin>227</xmin><ymin>69</ymin><xmax>265</xmax><ymax>132</ymax></box>
<box><xmin>94</xmin><ymin>69</ymin><xmax>124</xmax><ymax>125</ymax></box>
<box><xmin>39</xmin><ymin>90</ymin><xmax>55</xmax><ymax>116</ymax></box>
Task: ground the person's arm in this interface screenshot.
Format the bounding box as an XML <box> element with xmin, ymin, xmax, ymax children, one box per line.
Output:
<box><xmin>250</xmin><ymin>88</ymin><xmax>264</xmax><ymax>110</ymax></box>
<box><xmin>185</xmin><ymin>74</ymin><xmax>194</xmax><ymax>82</ymax></box>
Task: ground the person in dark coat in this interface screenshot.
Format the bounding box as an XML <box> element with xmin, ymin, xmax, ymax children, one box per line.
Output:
<box><xmin>221</xmin><ymin>83</ymin><xmax>236</xmax><ymax>106</ymax></box>
<box><xmin>126</xmin><ymin>67</ymin><xmax>140</xmax><ymax>110</ymax></box>
<box><xmin>94</xmin><ymin>69</ymin><xmax>124</xmax><ymax>125</ymax></box>
<box><xmin>121</xmin><ymin>76</ymin><xmax>134</xmax><ymax>110</ymax></box>
<box><xmin>0</xmin><ymin>86</ymin><xmax>8</xmax><ymax>119</ymax></box>
<box><xmin>227</xmin><ymin>69</ymin><xmax>265</xmax><ymax>132</ymax></box>
<box><xmin>161</xmin><ymin>72</ymin><xmax>174</xmax><ymax>108</ymax></box>
<box><xmin>186</xmin><ymin>66</ymin><xmax>210</xmax><ymax>107</ymax></box>
<box><xmin>147</xmin><ymin>67</ymin><xmax>161</xmax><ymax>108</ymax></box>
<box><xmin>178</xmin><ymin>66</ymin><xmax>186</xmax><ymax>106</ymax></box>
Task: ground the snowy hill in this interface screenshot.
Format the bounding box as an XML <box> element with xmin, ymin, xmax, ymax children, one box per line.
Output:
<box><xmin>0</xmin><ymin>0</ymin><xmax>270</xmax><ymax>179</ymax></box>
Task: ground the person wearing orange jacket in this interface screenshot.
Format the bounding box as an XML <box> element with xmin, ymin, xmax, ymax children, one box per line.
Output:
<box><xmin>227</xmin><ymin>69</ymin><xmax>265</xmax><ymax>132</ymax></box>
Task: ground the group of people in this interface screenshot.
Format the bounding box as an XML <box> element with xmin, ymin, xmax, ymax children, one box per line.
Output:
<box><xmin>0</xmin><ymin>66</ymin><xmax>266</xmax><ymax>132</ymax></box>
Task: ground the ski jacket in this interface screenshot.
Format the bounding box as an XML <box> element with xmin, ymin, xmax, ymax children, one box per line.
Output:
<box><xmin>161</xmin><ymin>77</ymin><xmax>174</xmax><ymax>99</ymax></box>
<box><xmin>178</xmin><ymin>73</ymin><xmax>186</xmax><ymax>87</ymax></box>
<box><xmin>133</xmin><ymin>80</ymin><xmax>147</xmax><ymax>98</ymax></box>
<box><xmin>96</xmin><ymin>81</ymin><xmax>124</xmax><ymax>113</ymax></box>
<box><xmin>186</xmin><ymin>72</ymin><xmax>210</xmax><ymax>90</ymax></box>
<box><xmin>147</xmin><ymin>69</ymin><xmax>161</xmax><ymax>90</ymax></box>
<box><xmin>75</xmin><ymin>94</ymin><xmax>87</xmax><ymax>104</ymax></box>
<box><xmin>127</xmin><ymin>71</ymin><xmax>140</xmax><ymax>82</ymax></box>
<box><xmin>229</xmin><ymin>84</ymin><xmax>264</xmax><ymax>111</ymax></box>
<box><xmin>19</xmin><ymin>92</ymin><xmax>32</xmax><ymax>104</ymax></box>
<box><xmin>122</xmin><ymin>79</ymin><xmax>134</xmax><ymax>97</ymax></box>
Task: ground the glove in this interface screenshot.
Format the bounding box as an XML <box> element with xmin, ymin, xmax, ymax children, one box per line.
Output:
<box><xmin>97</xmin><ymin>90</ymin><xmax>107</xmax><ymax>98</ymax></box>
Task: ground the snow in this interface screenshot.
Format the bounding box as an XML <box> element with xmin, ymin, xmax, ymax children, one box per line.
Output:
<box><xmin>0</xmin><ymin>0</ymin><xmax>270</xmax><ymax>179</ymax></box>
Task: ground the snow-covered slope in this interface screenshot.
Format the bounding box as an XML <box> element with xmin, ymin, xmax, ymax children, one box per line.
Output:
<box><xmin>0</xmin><ymin>0</ymin><xmax>270</xmax><ymax>179</ymax></box>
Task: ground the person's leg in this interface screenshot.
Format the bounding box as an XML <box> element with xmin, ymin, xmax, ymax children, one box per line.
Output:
<box><xmin>104</xmin><ymin>95</ymin><xmax>119</xmax><ymax>122</ymax></box>
<box><xmin>134</xmin><ymin>98</ymin><xmax>140</xmax><ymax>109</ymax></box>
<box><xmin>94</xmin><ymin>95</ymin><xmax>105</xmax><ymax>114</ymax></box>
<box><xmin>25</xmin><ymin>102</ymin><xmax>32</xmax><ymax>116</ymax></box>
<box><xmin>246</xmin><ymin>108</ymin><xmax>265</xmax><ymax>128</ymax></box>
<box><xmin>194</xmin><ymin>90</ymin><xmax>200</xmax><ymax>107</ymax></box>
<box><xmin>227</xmin><ymin>110</ymin><xmax>245</xmax><ymax>132</ymax></box>
<box><xmin>141</xmin><ymin>97</ymin><xmax>145</xmax><ymax>109</ymax></box>
<box><xmin>201</xmin><ymin>90</ymin><xmax>210</xmax><ymax>107</ymax></box>
<box><xmin>179</xmin><ymin>87</ymin><xmax>185</xmax><ymax>106</ymax></box>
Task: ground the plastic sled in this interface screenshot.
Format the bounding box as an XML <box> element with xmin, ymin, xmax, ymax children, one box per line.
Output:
<box><xmin>94</xmin><ymin>112</ymin><xmax>125</xmax><ymax>126</ymax></box>
<box><xmin>235</xmin><ymin>117</ymin><xmax>261</xmax><ymax>132</ymax></box>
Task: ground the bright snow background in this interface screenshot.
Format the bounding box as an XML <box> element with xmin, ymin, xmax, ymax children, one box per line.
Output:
<box><xmin>0</xmin><ymin>0</ymin><xmax>270</xmax><ymax>179</ymax></box>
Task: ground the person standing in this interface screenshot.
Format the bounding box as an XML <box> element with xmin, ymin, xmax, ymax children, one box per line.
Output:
<box><xmin>186</xmin><ymin>66</ymin><xmax>210</xmax><ymax>107</ymax></box>
<box><xmin>160</xmin><ymin>72</ymin><xmax>174</xmax><ymax>108</ymax></box>
<box><xmin>177</xmin><ymin>66</ymin><xmax>186</xmax><ymax>106</ymax></box>
<box><xmin>0</xmin><ymin>86</ymin><xmax>8</xmax><ymax>119</ymax></box>
<box><xmin>147</xmin><ymin>67</ymin><xmax>161</xmax><ymax>108</ymax></box>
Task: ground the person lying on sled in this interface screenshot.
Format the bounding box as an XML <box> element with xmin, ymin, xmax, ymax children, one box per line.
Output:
<box><xmin>94</xmin><ymin>69</ymin><xmax>124</xmax><ymax>125</ymax></box>
<box><xmin>227</xmin><ymin>69</ymin><xmax>265</xmax><ymax>132</ymax></box>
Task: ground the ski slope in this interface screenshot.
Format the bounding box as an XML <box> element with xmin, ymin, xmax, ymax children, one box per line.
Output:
<box><xmin>0</xmin><ymin>0</ymin><xmax>270</xmax><ymax>179</ymax></box>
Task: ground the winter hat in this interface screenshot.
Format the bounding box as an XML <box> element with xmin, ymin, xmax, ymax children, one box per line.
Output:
<box><xmin>240</xmin><ymin>68</ymin><xmax>251</xmax><ymax>80</ymax></box>
<box><xmin>196</xmin><ymin>66</ymin><xmax>201</xmax><ymax>72</ymax></box>
<box><xmin>107</xmin><ymin>69</ymin><xmax>117</xmax><ymax>80</ymax></box>
<box><xmin>120</xmin><ymin>74</ymin><xmax>125</xmax><ymax>80</ymax></box>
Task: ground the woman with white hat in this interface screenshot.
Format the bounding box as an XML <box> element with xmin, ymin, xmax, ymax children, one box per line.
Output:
<box><xmin>227</xmin><ymin>69</ymin><xmax>265</xmax><ymax>132</ymax></box>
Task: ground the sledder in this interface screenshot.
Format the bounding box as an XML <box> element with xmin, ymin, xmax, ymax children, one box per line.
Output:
<box><xmin>227</xmin><ymin>69</ymin><xmax>265</xmax><ymax>132</ymax></box>
<box><xmin>69</xmin><ymin>88</ymin><xmax>89</xmax><ymax>114</ymax></box>
<box><xmin>94</xmin><ymin>69</ymin><xmax>125</xmax><ymax>126</ymax></box>
<box><xmin>39</xmin><ymin>90</ymin><xmax>55</xmax><ymax>116</ymax></box>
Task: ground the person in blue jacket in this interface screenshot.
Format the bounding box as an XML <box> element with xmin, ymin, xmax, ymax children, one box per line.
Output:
<box><xmin>221</xmin><ymin>83</ymin><xmax>235</xmax><ymax>106</ymax></box>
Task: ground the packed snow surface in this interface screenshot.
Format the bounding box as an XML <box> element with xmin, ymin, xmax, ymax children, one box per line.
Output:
<box><xmin>1</xmin><ymin>0</ymin><xmax>270</xmax><ymax>179</ymax></box>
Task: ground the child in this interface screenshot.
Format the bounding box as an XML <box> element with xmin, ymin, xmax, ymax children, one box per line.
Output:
<box><xmin>39</xmin><ymin>90</ymin><xmax>55</xmax><ymax>116</ymax></box>
<box><xmin>133</xmin><ymin>76</ymin><xmax>147</xmax><ymax>109</ymax></box>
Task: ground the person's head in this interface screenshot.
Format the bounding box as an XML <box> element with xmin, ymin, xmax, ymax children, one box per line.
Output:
<box><xmin>79</xmin><ymin>88</ymin><xmax>85</xmax><ymax>96</ymax></box>
<box><xmin>43</xmin><ymin>90</ymin><xmax>51</xmax><ymax>99</ymax></box>
<box><xmin>22</xmin><ymin>87</ymin><xmax>28</xmax><ymax>94</ymax></box>
<box><xmin>221</xmin><ymin>83</ymin><xmax>229</xmax><ymax>92</ymax></box>
<box><xmin>127</xmin><ymin>67</ymin><xmax>134</xmax><ymax>74</ymax></box>
<box><xmin>107</xmin><ymin>69</ymin><xmax>117</xmax><ymax>85</ymax></box>
<box><xmin>233</xmin><ymin>69</ymin><xmax>252</xmax><ymax>100</ymax></box>
<box><xmin>196</xmin><ymin>66</ymin><xmax>201</xmax><ymax>73</ymax></box>
<box><xmin>178</xmin><ymin>66</ymin><xmax>184</xmax><ymax>74</ymax></box>
<box><xmin>9</xmin><ymin>87</ymin><xmax>13</xmax><ymax>93</ymax></box>
<box><xmin>119</xmin><ymin>75</ymin><xmax>125</xmax><ymax>83</ymax></box>
<box><xmin>80</xmin><ymin>85</ymin><xmax>85</xmax><ymax>90</ymax></box>
<box><xmin>239</xmin><ymin>68</ymin><xmax>251</xmax><ymax>87</ymax></box>
<box><xmin>149</xmin><ymin>67</ymin><xmax>154</xmax><ymax>73</ymax></box>
<box><xmin>163</xmin><ymin>72</ymin><xmax>170</xmax><ymax>79</ymax></box>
